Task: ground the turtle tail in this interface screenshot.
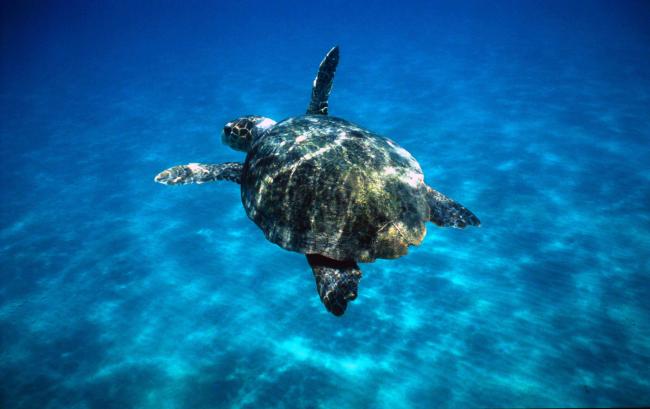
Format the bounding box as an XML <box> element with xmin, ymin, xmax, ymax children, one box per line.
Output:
<box><xmin>307</xmin><ymin>254</ymin><xmax>361</xmax><ymax>316</ymax></box>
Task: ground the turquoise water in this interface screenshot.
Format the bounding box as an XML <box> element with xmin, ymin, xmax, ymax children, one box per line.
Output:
<box><xmin>1</xmin><ymin>1</ymin><xmax>649</xmax><ymax>408</ymax></box>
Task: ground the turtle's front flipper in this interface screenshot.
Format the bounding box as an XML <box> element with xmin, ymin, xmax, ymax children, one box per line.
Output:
<box><xmin>155</xmin><ymin>162</ymin><xmax>243</xmax><ymax>185</ymax></box>
<box><xmin>307</xmin><ymin>254</ymin><xmax>361</xmax><ymax>316</ymax></box>
<box><xmin>307</xmin><ymin>46</ymin><xmax>339</xmax><ymax>115</ymax></box>
<box><xmin>426</xmin><ymin>185</ymin><xmax>480</xmax><ymax>228</ymax></box>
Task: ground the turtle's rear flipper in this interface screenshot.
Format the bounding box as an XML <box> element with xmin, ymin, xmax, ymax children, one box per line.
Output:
<box><xmin>155</xmin><ymin>162</ymin><xmax>243</xmax><ymax>185</ymax></box>
<box><xmin>307</xmin><ymin>46</ymin><xmax>339</xmax><ymax>115</ymax></box>
<box><xmin>307</xmin><ymin>254</ymin><xmax>361</xmax><ymax>316</ymax></box>
<box><xmin>426</xmin><ymin>185</ymin><xmax>481</xmax><ymax>228</ymax></box>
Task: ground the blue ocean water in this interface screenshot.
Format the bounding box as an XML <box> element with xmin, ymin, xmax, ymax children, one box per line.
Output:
<box><xmin>1</xmin><ymin>1</ymin><xmax>649</xmax><ymax>407</ymax></box>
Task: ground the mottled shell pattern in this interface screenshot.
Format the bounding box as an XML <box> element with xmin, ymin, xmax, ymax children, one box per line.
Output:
<box><xmin>241</xmin><ymin>115</ymin><xmax>431</xmax><ymax>262</ymax></box>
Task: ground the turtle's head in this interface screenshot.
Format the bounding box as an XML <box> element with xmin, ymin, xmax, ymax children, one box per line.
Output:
<box><xmin>222</xmin><ymin>115</ymin><xmax>276</xmax><ymax>153</ymax></box>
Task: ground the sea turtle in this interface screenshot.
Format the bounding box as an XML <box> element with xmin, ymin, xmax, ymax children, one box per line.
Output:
<box><xmin>155</xmin><ymin>47</ymin><xmax>480</xmax><ymax>316</ymax></box>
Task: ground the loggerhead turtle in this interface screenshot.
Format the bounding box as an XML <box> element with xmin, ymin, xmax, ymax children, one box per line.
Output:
<box><xmin>155</xmin><ymin>46</ymin><xmax>480</xmax><ymax>316</ymax></box>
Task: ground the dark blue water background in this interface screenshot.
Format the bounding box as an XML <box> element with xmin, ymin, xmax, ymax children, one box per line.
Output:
<box><xmin>1</xmin><ymin>1</ymin><xmax>649</xmax><ymax>407</ymax></box>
